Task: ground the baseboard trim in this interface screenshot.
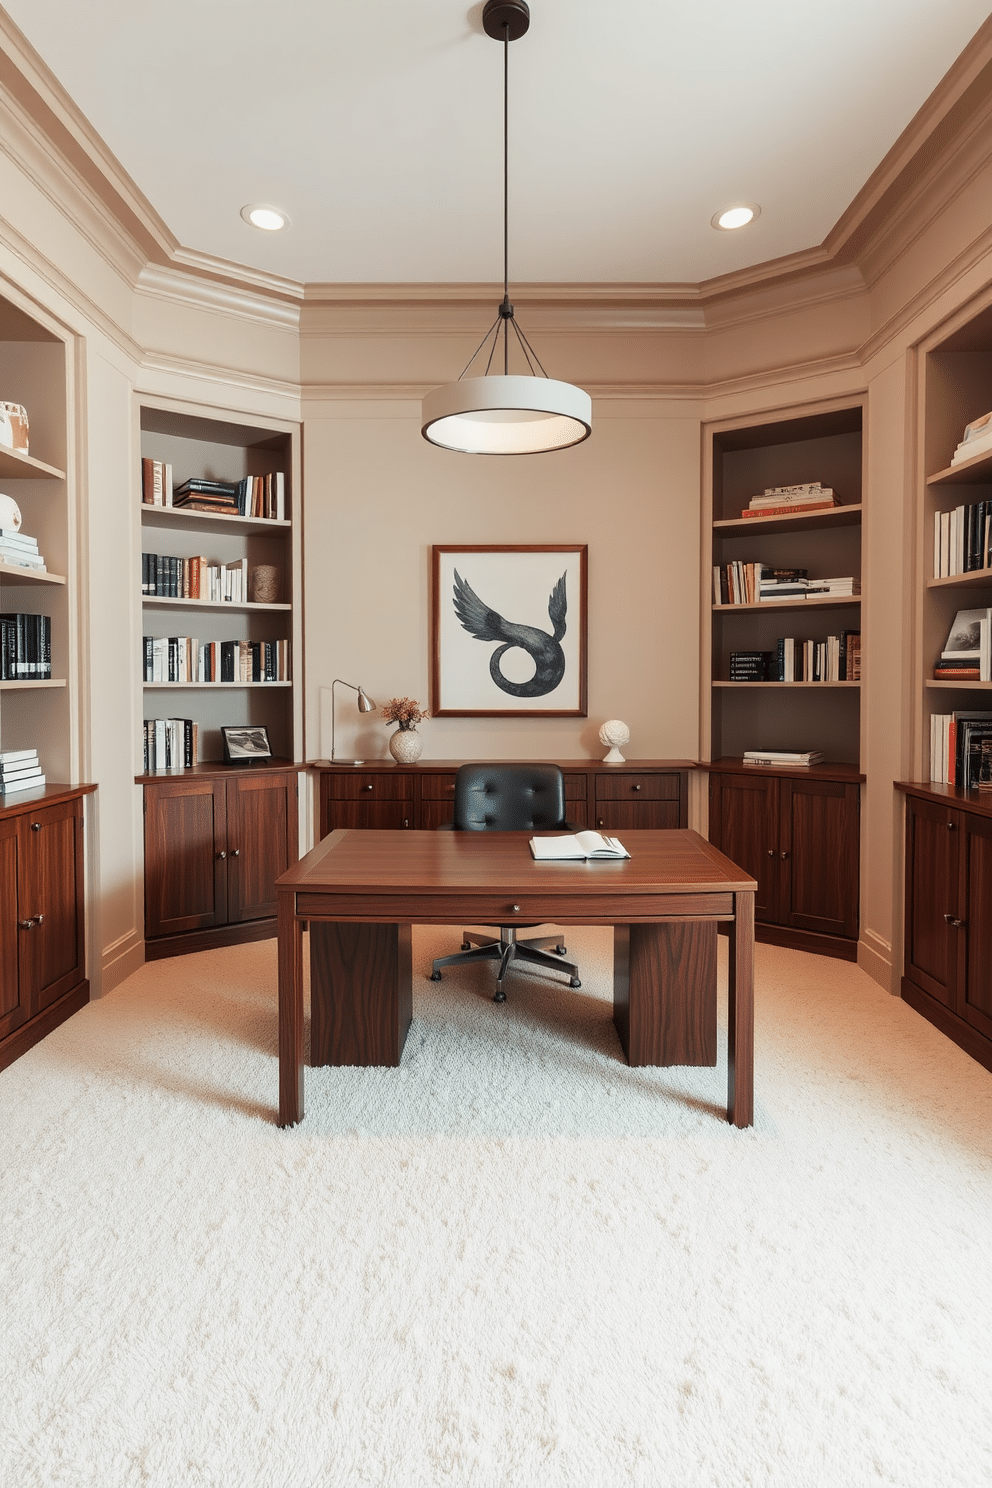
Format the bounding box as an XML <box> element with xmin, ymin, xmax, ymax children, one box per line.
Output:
<box><xmin>0</xmin><ymin>982</ymin><xmax>90</xmax><ymax>1073</ymax></box>
<box><xmin>101</xmin><ymin>936</ymin><xmax>145</xmax><ymax>995</ymax></box>
<box><xmin>145</xmin><ymin>918</ymin><xmax>277</xmax><ymax>961</ymax></box>
<box><xmin>857</xmin><ymin>937</ymin><xmax>895</xmax><ymax>993</ymax></box>
<box><xmin>901</xmin><ymin>978</ymin><xmax>992</xmax><ymax>1076</ymax></box>
<box><xmin>754</xmin><ymin>923</ymin><xmax>858</xmax><ymax>961</ymax></box>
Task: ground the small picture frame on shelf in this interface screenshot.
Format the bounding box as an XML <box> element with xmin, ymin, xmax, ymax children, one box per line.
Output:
<box><xmin>221</xmin><ymin>724</ymin><xmax>273</xmax><ymax>766</ymax></box>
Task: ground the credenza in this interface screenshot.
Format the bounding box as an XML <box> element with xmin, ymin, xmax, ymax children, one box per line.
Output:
<box><xmin>314</xmin><ymin>759</ymin><xmax>693</xmax><ymax>839</ymax></box>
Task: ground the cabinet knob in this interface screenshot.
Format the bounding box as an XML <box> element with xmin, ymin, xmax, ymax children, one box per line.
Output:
<box><xmin>947</xmin><ymin>820</ymin><xmax>957</xmax><ymax>830</ymax></box>
<box><xmin>18</xmin><ymin>918</ymin><xmax>35</xmax><ymax>930</ymax></box>
<box><xmin>216</xmin><ymin>850</ymin><xmax>226</xmax><ymax>860</ymax></box>
<box><xmin>943</xmin><ymin>914</ymin><xmax>965</xmax><ymax>928</ymax></box>
<box><xmin>230</xmin><ymin>849</ymin><xmax>240</xmax><ymax>857</ymax></box>
<box><xmin>510</xmin><ymin>904</ymin><xmax>521</xmax><ymax>914</ymax></box>
<box><xmin>779</xmin><ymin>850</ymin><xmax>790</xmax><ymax>860</ymax></box>
<box><xmin>767</xmin><ymin>848</ymin><xmax>775</xmax><ymax>857</ymax></box>
<box><xmin>403</xmin><ymin>819</ymin><xmax>409</xmax><ymax>828</ymax></box>
<box><xmin>30</xmin><ymin>821</ymin><xmax>41</xmax><ymax>832</ymax></box>
<box><xmin>598</xmin><ymin>818</ymin><xmax>604</xmax><ymax>827</ymax></box>
<box><xmin>632</xmin><ymin>784</ymin><xmax>642</xmax><ymax>792</ymax></box>
<box><xmin>363</xmin><ymin>783</ymin><xmax>373</xmax><ymax>792</ymax></box>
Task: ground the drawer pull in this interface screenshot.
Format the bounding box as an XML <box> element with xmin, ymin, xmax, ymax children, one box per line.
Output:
<box><xmin>779</xmin><ymin>850</ymin><xmax>790</xmax><ymax>860</ymax></box>
<box><xmin>632</xmin><ymin>784</ymin><xmax>642</xmax><ymax>791</ymax></box>
<box><xmin>944</xmin><ymin>914</ymin><xmax>965</xmax><ymax>928</ymax></box>
<box><xmin>216</xmin><ymin>850</ymin><xmax>226</xmax><ymax>860</ymax></box>
<box><xmin>947</xmin><ymin>820</ymin><xmax>956</xmax><ymax>830</ymax></box>
<box><xmin>510</xmin><ymin>904</ymin><xmax>521</xmax><ymax>914</ymax></box>
<box><xmin>18</xmin><ymin>914</ymin><xmax>43</xmax><ymax>930</ymax></box>
<box><xmin>403</xmin><ymin>819</ymin><xmax>409</xmax><ymax>828</ymax></box>
<box><xmin>598</xmin><ymin>818</ymin><xmax>604</xmax><ymax>827</ymax></box>
<box><xmin>363</xmin><ymin>784</ymin><xmax>373</xmax><ymax>792</ymax></box>
<box><xmin>767</xmin><ymin>848</ymin><xmax>775</xmax><ymax>857</ymax></box>
<box><xmin>30</xmin><ymin>821</ymin><xmax>41</xmax><ymax>832</ymax></box>
<box><xmin>230</xmin><ymin>849</ymin><xmax>240</xmax><ymax>857</ymax></box>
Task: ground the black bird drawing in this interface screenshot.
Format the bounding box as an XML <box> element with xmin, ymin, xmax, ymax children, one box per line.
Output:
<box><xmin>452</xmin><ymin>568</ymin><xmax>567</xmax><ymax>698</ymax></box>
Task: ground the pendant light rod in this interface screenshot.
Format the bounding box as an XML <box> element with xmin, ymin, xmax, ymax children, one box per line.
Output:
<box><xmin>503</xmin><ymin>19</ymin><xmax>510</xmax><ymax>374</ymax></box>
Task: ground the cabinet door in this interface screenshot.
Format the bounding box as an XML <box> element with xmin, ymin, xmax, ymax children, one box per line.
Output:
<box><xmin>145</xmin><ymin>780</ymin><xmax>227</xmax><ymax>937</ymax></box>
<box><xmin>781</xmin><ymin>778</ymin><xmax>860</xmax><ymax>940</ymax></box>
<box><xmin>904</xmin><ymin>795</ymin><xmax>959</xmax><ymax>1008</ymax></box>
<box><xmin>961</xmin><ymin>811</ymin><xmax>992</xmax><ymax>1040</ymax></box>
<box><xmin>0</xmin><ymin>816</ymin><xmax>25</xmax><ymax>1039</ymax></box>
<box><xmin>18</xmin><ymin>799</ymin><xmax>86</xmax><ymax>1014</ymax></box>
<box><xmin>708</xmin><ymin>772</ymin><xmax>780</xmax><ymax>923</ymax></box>
<box><xmin>225</xmin><ymin>772</ymin><xmax>298</xmax><ymax>923</ymax></box>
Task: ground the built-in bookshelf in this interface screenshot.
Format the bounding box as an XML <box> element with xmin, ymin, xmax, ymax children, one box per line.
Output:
<box><xmin>917</xmin><ymin>298</ymin><xmax>992</xmax><ymax>781</ymax></box>
<box><xmin>703</xmin><ymin>402</ymin><xmax>865</xmax><ymax>768</ymax></box>
<box><xmin>137</xmin><ymin>402</ymin><xmax>303</xmax><ymax>767</ymax></box>
<box><xmin>0</xmin><ymin>291</ymin><xmax>76</xmax><ymax>787</ymax></box>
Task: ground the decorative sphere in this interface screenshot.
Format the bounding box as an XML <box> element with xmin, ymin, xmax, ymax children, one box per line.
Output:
<box><xmin>599</xmin><ymin>719</ymin><xmax>630</xmax><ymax>748</ymax></box>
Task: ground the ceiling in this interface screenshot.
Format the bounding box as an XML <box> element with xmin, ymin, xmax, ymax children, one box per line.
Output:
<box><xmin>4</xmin><ymin>0</ymin><xmax>990</xmax><ymax>289</ymax></box>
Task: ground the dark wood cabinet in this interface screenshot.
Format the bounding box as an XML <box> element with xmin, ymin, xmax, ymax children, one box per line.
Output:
<box><xmin>316</xmin><ymin>760</ymin><xmax>691</xmax><ymax>838</ymax></box>
<box><xmin>707</xmin><ymin>763</ymin><xmax>861</xmax><ymax>958</ymax></box>
<box><xmin>0</xmin><ymin>786</ymin><xmax>94</xmax><ymax>1072</ymax></box>
<box><xmin>140</xmin><ymin>764</ymin><xmax>301</xmax><ymax>958</ymax></box>
<box><xmin>899</xmin><ymin>783</ymin><xmax>992</xmax><ymax>1074</ymax></box>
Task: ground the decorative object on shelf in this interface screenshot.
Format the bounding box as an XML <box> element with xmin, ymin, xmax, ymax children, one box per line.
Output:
<box><xmin>221</xmin><ymin>724</ymin><xmax>272</xmax><ymax>766</ymax></box>
<box><xmin>381</xmin><ymin>697</ymin><xmax>428</xmax><ymax>764</ymax></box>
<box><xmin>0</xmin><ymin>493</ymin><xmax>22</xmax><ymax>531</ymax></box>
<box><xmin>599</xmin><ymin>719</ymin><xmax>630</xmax><ymax>763</ymax></box>
<box><xmin>420</xmin><ymin>2</ymin><xmax>591</xmax><ymax>456</ymax></box>
<box><xmin>250</xmin><ymin>565</ymin><xmax>280</xmax><ymax>603</ymax></box>
<box><xmin>951</xmin><ymin>410</ymin><xmax>992</xmax><ymax>467</ymax></box>
<box><xmin>0</xmin><ymin>402</ymin><xmax>28</xmax><ymax>452</ymax></box>
<box><xmin>330</xmin><ymin>677</ymin><xmax>376</xmax><ymax>764</ymax></box>
<box><xmin>431</xmin><ymin>545</ymin><xmax>588</xmax><ymax>717</ymax></box>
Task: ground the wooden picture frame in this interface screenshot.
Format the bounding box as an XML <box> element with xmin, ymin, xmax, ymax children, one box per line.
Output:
<box><xmin>430</xmin><ymin>544</ymin><xmax>588</xmax><ymax>717</ymax></box>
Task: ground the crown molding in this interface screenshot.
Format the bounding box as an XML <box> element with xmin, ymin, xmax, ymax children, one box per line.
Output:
<box><xmin>138</xmin><ymin>351</ymin><xmax>302</xmax><ymax>408</ymax></box>
<box><xmin>136</xmin><ymin>265</ymin><xmax>302</xmax><ymax>331</ymax></box>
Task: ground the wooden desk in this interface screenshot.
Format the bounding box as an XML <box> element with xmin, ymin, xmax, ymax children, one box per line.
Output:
<box><xmin>276</xmin><ymin>829</ymin><xmax>756</xmax><ymax>1129</ymax></box>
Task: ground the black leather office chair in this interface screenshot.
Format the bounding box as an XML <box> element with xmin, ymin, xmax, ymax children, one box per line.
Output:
<box><xmin>430</xmin><ymin>762</ymin><xmax>582</xmax><ymax>1002</ymax></box>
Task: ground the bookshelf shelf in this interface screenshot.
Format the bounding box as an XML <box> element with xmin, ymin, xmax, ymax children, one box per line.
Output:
<box><xmin>927</xmin><ymin>572</ymin><xmax>992</xmax><ymax>590</ymax></box>
<box><xmin>713</xmin><ymin>504</ymin><xmax>863</xmax><ymax>537</ymax></box>
<box><xmin>142</xmin><ymin>681</ymin><xmax>292</xmax><ymax>690</ymax></box>
<box><xmin>0</xmin><ymin>678</ymin><xmax>66</xmax><ymax>691</ymax></box>
<box><xmin>142</xmin><ymin>597</ymin><xmax>291</xmax><ymax>613</ymax></box>
<box><xmin>140</xmin><ymin>507</ymin><xmax>290</xmax><ymax>535</ymax></box>
<box><xmin>712</xmin><ymin>680</ymin><xmax>860</xmax><ymax>690</ymax></box>
<box><xmin>0</xmin><ymin>561</ymin><xmax>65</xmax><ymax>586</ymax></box>
<box><xmin>925</xmin><ymin>679</ymin><xmax>992</xmax><ymax>690</ymax></box>
<box><xmin>713</xmin><ymin>595</ymin><xmax>860</xmax><ymax>614</ymax></box>
<box><xmin>926</xmin><ymin>450</ymin><xmax>992</xmax><ymax>487</ymax></box>
<box><xmin>0</xmin><ymin>445</ymin><xmax>65</xmax><ymax>480</ymax></box>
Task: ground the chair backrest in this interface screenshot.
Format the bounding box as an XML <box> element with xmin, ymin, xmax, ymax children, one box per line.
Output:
<box><xmin>452</xmin><ymin>763</ymin><xmax>568</xmax><ymax>832</ymax></box>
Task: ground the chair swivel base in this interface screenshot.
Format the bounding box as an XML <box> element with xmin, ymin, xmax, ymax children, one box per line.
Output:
<box><xmin>430</xmin><ymin>928</ymin><xmax>581</xmax><ymax>1002</ymax></box>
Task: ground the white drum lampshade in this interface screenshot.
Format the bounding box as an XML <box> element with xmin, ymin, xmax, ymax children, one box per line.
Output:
<box><xmin>422</xmin><ymin>376</ymin><xmax>592</xmax><ymax>456</ymax></box>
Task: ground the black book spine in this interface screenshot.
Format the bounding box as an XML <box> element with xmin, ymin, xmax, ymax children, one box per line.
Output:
<box><xmin>251</xmin><ymin>641</ymin><xmax>261</xmax><ymax>682</ymax></box>
<box><xmin>221</xmin><ymin>640</ymin><xmax>235</xmax><ymax>682</ymax></box>
<box><xmin>42</xmin><ymin>615</ymin><xmax>51</xmax><ymax>680</ymax></box>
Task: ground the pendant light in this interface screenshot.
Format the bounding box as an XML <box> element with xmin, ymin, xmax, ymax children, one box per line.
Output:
<box><xmin>421</xmin><ymin>0</ymin><xmax>592</xmax><ymax>455</ymax></box>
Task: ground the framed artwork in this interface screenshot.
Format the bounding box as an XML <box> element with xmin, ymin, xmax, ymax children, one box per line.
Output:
<box><xmin>221</xmin><ymin>724</ymin><xmax>273</xmax><ymax>765</ymax></box>
<box><xmin>431</xmin><ymin>544</ymin><xmax>588</xmax><ymax>717</ymax></box>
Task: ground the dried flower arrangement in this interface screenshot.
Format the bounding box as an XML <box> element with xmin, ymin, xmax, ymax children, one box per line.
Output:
<box><xmin>379</xmin><ymin>697</ymin><xmax>429</xmax><ymax>731</ymax></box>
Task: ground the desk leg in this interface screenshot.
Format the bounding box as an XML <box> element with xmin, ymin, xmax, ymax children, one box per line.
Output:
<box><xmin>728</xmin><ymin>889</ymin><xmax>754</xmax><ymax>1128</ymax></box>
<box><xmin>278</xmin><ymin>890</ymin><xmax>305</xmax><ymax>1127</ymax></box>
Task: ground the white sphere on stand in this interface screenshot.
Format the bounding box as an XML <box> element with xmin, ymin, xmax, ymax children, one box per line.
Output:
<box><xmin>598</xmin><ymin>719</ymin><xmax>630</xmax><ymax>764</ymax></box>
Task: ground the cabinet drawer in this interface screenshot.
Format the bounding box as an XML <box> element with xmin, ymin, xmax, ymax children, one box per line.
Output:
<box><xmin>594</xmin><ymin>801</ymin><xmax>680</xmax><ymax>831</ymax></box>
<box><xmin>325</xmin><ymin>775</ymin><xmax>413</xmax><ymax>802</ymax></box>
<box><xmin>420</xmin><ymin>773</ymin><xmax>458</xmax><ymax>800</ymax></box>
<box><xmin>595</xmin><ymin>773</ymin><xmax>680</xmax><ymax>802</ymax></box>
<box><xmin>562</xmin><ymin>774</ymin><xmax>589</xmax><ymax>802</ymax></box>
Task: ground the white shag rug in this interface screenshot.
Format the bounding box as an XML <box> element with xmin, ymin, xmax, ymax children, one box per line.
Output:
<box><xmin>2</xmin><ymin>927</ymin><xmax>992</xmax><ymax>1488</ymax></box>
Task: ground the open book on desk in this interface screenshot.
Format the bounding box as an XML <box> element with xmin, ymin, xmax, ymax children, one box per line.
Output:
<box><xmin>529</xmin><ymin>830</ymin><xmax>630</xmax><ymax>861</ymax></box>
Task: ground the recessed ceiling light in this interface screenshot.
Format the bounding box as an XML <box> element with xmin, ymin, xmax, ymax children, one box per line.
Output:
<box><xmin>711</xmin><ymin>204</ymin><xmax>760</xmax><ymax>231</ymax></box>
<box><xmin>240</xmin><ymin>205</ymin><xmax>290</xmax><ymax>232</ymax></box>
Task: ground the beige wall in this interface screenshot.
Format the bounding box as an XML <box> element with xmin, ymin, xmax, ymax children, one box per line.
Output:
<box><xmin>4</xmin><ymin>35</ymin><xmax>992</xmax><ymax>998</ymax></box>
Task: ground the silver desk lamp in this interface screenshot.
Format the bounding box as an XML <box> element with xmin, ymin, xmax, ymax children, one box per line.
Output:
<box><xmin>330</xmin><ymin>679</ymin><xmax>376</xmax><ymax>764</ymax></box>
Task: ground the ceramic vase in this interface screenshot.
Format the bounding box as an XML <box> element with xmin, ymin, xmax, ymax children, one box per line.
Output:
<box><xmin>389</xmin><ymin>727</ymin><xmax>423</xmax><ymax>764</ymax></box>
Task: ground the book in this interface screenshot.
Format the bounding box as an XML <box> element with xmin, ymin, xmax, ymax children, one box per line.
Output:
<box><xmin>742</xmin><ymin>749</ymin><xmax>825</xmax><ymax>764</ymax></box>
<box><xmin>740</xmin><ymin>501</ymin><xmax>837</xmax><ymax>519</ymax></box>
<box><xmin>0</xmin><ymin>747</ymin><xmax>38</xmax><ymax>765</ymax></box>
<box><xmin>530</xmin><ymin>831</ymin><xmax>630</xmax><ymax>861</ymax></box>
<box><xmin>0</xmin><ymin>772</ymin><xmax>45</xmax><ymax>795</ymax></box>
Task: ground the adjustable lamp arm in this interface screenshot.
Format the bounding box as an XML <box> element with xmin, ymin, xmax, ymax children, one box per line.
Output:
<box><xmin>330</xmin><ymin>678</ymin><xmax>376</xmax><ymax>764</ymax></box>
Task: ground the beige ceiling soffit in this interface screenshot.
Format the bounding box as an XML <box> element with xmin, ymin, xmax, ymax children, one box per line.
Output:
<box><xmin>701</xmin><ymin>353</ymin><xmax>866</xmax><ymax>405</ymax></box>
<box><xmin>0</xmin><ymin>210</ymin><xmax>143</xmax><ymax>365</ymax></box>
<box><xmin>857</xmin><ymin>218</ymin><xmax>992</xmax><ymax>368</ymax></box>
<box><xmin>825</xmin><ymin>13</ymin><xmax>992</xmax><ymax>262</ymax></box>
<box><xmin>139</xmin><ymin>352</ymin><xmax>302</xmax><ymax>407</ymax></box>
<box><xmin>0</xmin><ymin>9</ymin><xmax>175</xmax><ymax>265</ymax></box>
<box><xmin>302</xmin><ymin>281</ymin><xmax>705</xmax><ymax>307</ymax></box>
<box><xmin>694</xmin><ymin>245</ymin><xmax>836</xmax><ymax>304</ymax></box>
<box><xmin>136</xmin><ymin>266</ymin><xmax>302</xmax><ymax>332</ymax></box>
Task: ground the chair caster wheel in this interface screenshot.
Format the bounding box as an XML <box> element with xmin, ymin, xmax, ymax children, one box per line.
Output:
<box><xmin>430</xmin><ymin>971</ymin><xmax>442</xmax><ymax>981</ymax></box>
<box><xmin>570</xmin><ymin>977</ymin><xmax>581</xmax><ymax>989</ymax></box>
<box><xmin>494</xmin><ymin>989</ymin><xmax>507</xmax><ymax>1003</ymax></box>
<box><xmin>554</xmin><ymin>944</ymin><xmax>568</xmax><ymax>956</ymax></box>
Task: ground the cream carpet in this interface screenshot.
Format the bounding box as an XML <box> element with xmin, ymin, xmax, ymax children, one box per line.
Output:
<box><xmin>2</xmin><ymin>928</ymin><xmax>992</xmax><ymax>1488</ymax></box>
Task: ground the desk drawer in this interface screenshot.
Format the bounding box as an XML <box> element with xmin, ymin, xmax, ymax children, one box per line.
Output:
<box><xmin>295</xmin><ymin>891</ymin><xmax>735</xmax><ymax>923</ymax></box>
<box><xmin>595</xmin><ymin>773</ymin><xmax>681</xmax><ymax>802</ymax></box>
<box><xmin>420</xmin><ymin>773</ymin><xmax>457</xmax><ymax>800</ymax></box>
<box><xmin>325</xmin><ymin>775</ymin><xmax>413</xmax><ymax>802</ymax></box>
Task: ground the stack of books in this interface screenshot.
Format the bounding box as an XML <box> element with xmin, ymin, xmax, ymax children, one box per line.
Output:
<box><xmin>0</xmin><ymin>613</ymin><xmax>52</xmax><ymax>680</ymax></box>
<box><xmin>759</xmin><ymin>568</ymin><xmax>812</xmax><ymax>601</ymax></box>
<box><xmin>172</xmin><ymin>478</ymin><xmax>240</xmax><ymax>514</ymax></box>
<box><xmin>742</xmin><ymin>748</ymin><xmax>826</xmax><ymax>768</ymax></box>
<box><xmin>143</xmin><ymin>718</ymin><xmax>198</xmax><ymax>772</ymax></box>
<box><xmin>168</xmin><ymin>474</ymin><xmax>286</xmax><ymax>521</ymax></box>
<box><xmin>950</xmin><ymin>412</ymin><xmax>992</xmax><ymax>468</ymax></box>
<box><xmin>741</xmin><ymin>483</ymin><xmax>839</xmax><ymax>519</ymax></box>
<box><xmin>804</xmin><ymin>576</ymin><xmax>860</xmax><ymax>597</ymax></box>
<box><xmin>0</xmin><ymin>527</ymin><xmax>46</xmax><ymax>572</ymax></box>
<box><xmin>729</xmin><ymin>650</ymin><xmax>773</xmax><ymax>681</ymax></box>
<box><xmin>934</xmin><ymin>607</ymin><xmax>992</xmax><ymax>681</ymax></box>
<box><xmin>0</xmin><ymin>747</ymin><xmax>45</xmax><ymax>795</ymax></box>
